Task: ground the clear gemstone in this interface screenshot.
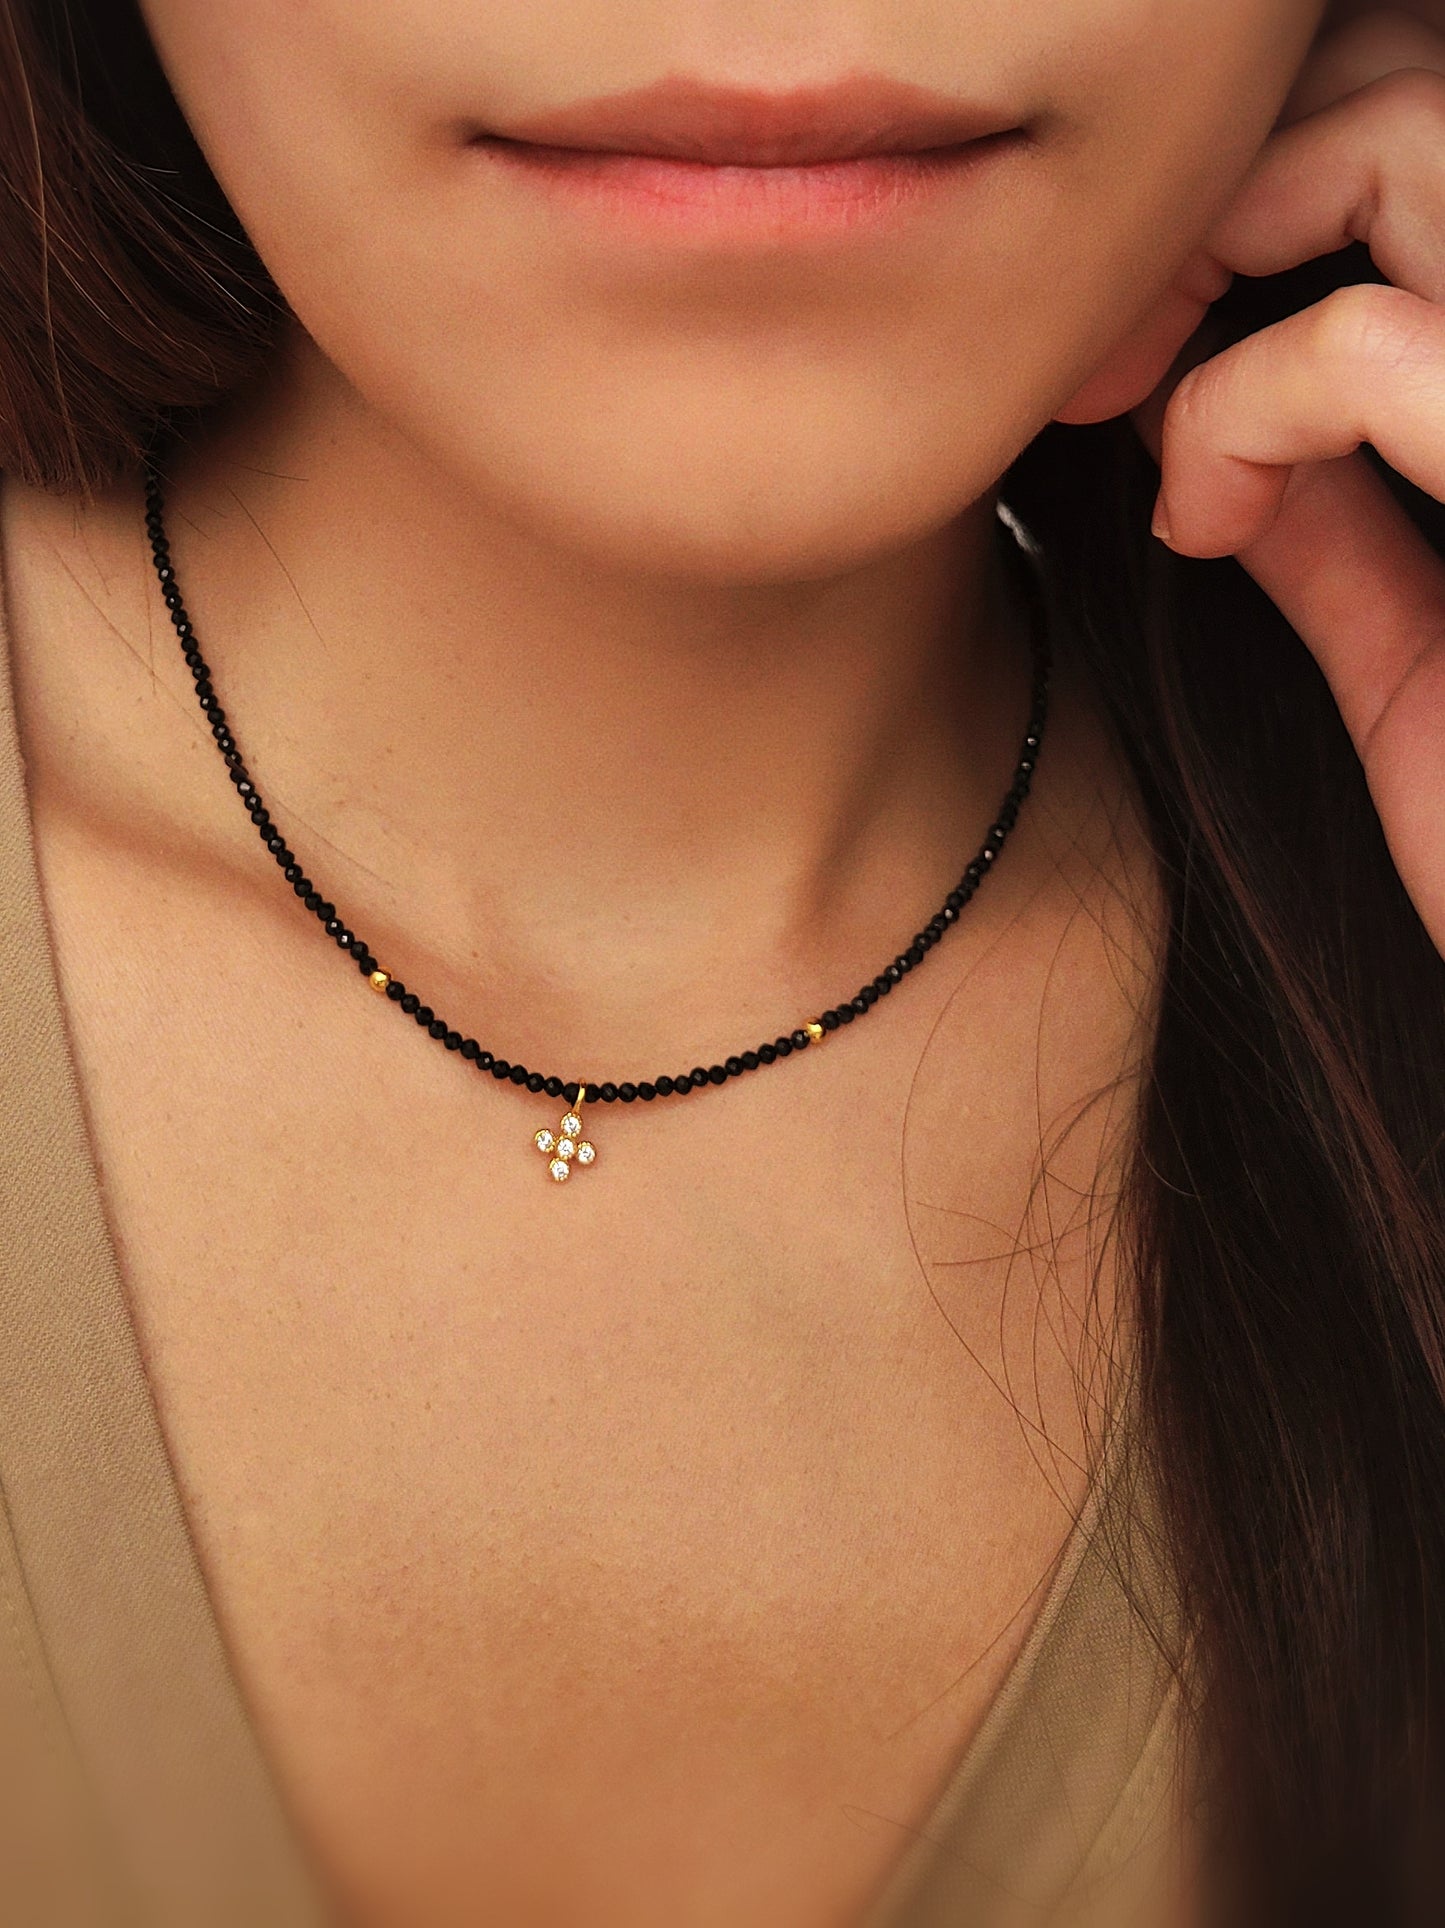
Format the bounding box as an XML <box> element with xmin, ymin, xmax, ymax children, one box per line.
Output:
<box><xmin>575</xmin><ymin>1141</ymin><xmax>595</xmax><ymax>1165</ymax></box>
<box><xmin>556</xmin><ymin>1138</ymin><xmax>576</xmax><ymax>1160</ymax></box>
<box><xmin>560</xmin><ymin>1112</ymin><xmax>582</xmax><ymax>1137</ymax></box>
<box><xmin>549</xmin><ymin>1158</ymin><xmax>570</xmax><ymax>1182</ymax></box>
<box><xmin>534</xmin><ymin>1129</ymin><xmax>556</xmax><ymax>1154</ymax></box>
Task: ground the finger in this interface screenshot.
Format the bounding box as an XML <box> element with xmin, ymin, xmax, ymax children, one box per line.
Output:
<box><xmin>1234</xmin><ymin>448</ymin><xmax>1445</xmax><ymax>757</ymax></box>
<box><xmin>1157</xmin><ymin>281</ymin><xmax>1443</xmax><ymax>562</ymax></box>
<box><xmin>1237</xmin><ymin>442</ymin><xmax>1445</xmax><ymax>945</ymax></box>
<box><xmin>1285</xmin><ymin>7</ymin><xmax>1445</xmax><ymax>123</ymax></box>
<box><xmin>1156</xmin><ymin>283</ymin><xmax>1445</xmax><ymax>556</ymax></box>
<box><xmin>1207</xmin><ymin>68</ymin><xmax>1445</xmax><ymax>304</ymax></box>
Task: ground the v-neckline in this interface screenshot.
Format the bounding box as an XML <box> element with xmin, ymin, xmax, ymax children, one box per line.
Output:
<box><xmin>0</xmin><ymin>471</ymin><xmax>1175</xmax><ymax>1926</ymax></box>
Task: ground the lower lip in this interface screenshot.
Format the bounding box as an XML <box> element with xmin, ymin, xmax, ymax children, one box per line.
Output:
<box><xmin>471</xmin><ymin>133</ymin><xmax>1024</xmax><ymax>241</ymax></box>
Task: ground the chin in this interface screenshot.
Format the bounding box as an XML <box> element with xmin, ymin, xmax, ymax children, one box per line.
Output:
<box><xmin>420</xmin><ymin>413</ymin><xmax>1010</xmax><ymax>587</ymax></box>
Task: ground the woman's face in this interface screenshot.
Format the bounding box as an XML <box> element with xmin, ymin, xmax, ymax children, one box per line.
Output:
<box><xmin>137</xmin><ymin>0</ymin><xmax>1327</xmax><ymax>580</ymax></box>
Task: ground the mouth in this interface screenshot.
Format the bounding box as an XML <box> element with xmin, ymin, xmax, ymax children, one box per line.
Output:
<box><xmin>462</xmin><ymin>73</ymin><xmax>1032</xmax><ymax>239</ymax></box>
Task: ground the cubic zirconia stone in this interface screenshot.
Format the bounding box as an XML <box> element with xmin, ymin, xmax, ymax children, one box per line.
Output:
<box><xmin>535</xmin><ymin>1129</ymin><xmax>556</xmax><ymax>1154</ymax></box>
<box><xmin>549</xmin><ymin>1158</ymin><xmax>570</xmax><ymax>1182</ymax></box>
<box><xmin>556</xmin><ymin>1138</ymin><xmax>576</xmax><ymax>1160</ymax></box>
<box><xmin>560</xmin><ymin>1112</ymin><xmax>582</xmax><ymax>1137</ymax></box>
<box><xmin>575</xmin><ymin>1141</ymin><xmax>595</xmax><ymax>1164</ymax></box>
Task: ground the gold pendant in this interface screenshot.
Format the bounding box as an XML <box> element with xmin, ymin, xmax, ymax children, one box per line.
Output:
<box><xmin>533</xmin><ymin>1083</ymin><xmax>597</xmax><ymax>1183</ymax></box>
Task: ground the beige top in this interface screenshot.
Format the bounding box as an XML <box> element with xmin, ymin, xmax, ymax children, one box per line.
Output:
<box><xmin>0</xmin><ymin>526</ymin><xmax>1185</xmax><ymax>1928</ymax></box>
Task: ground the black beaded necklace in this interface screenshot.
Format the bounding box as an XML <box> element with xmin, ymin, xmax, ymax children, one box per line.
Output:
<box><xmin>142</xmin><ymin>451</ymin><xmax>1051</xmax><ymax>1183</ymax></box>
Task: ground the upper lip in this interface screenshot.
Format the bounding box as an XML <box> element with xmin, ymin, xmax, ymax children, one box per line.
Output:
<box><xmin>472</xmin><ymin>73</ymin><xmax>1025</xmax><ymax>167</ymax></box>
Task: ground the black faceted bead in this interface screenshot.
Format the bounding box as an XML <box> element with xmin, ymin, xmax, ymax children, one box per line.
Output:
<box><xmin>479</xmin><ymin>1051</ymin><xmax>495</xmax><ymax>1069</ymax></box>
<box><xmin>400</xmin><ymin>993</ymin><xmax>420</xmax><ymax>1014</ymax></box>
<box><xmin>415</xmin><ymin>1005</ymin><xmax>434</xmax><ymax>1025</ymax></box>
<box><xmin>427</xmin><ymin>1018</ymin><xmax>448</xmax><ymax>1039</ymax></box>
<box><xmin>758</xmin><ymin>1044</ymin><xmax>777</xmax><ymax>1064</ymax></box>
<box><xmin>283</xmin><ymin>863</ymin><xmax>302</xmax><ymax>883</ymax></box>
<box><xmin>655</xmin><ymin>1076</ymin><xmax>675</xmax><ymax>1096</ymax></box>
<box><xmin>508</xmin><ymin>1064</ymin><xmax>528</xmax><ymax>1086</ymax></box>
<box><xmin>637</xmin><ymin>1082</ymin><xmax>656</xmax><ymax>1101</ymax></box>
<box><xmin>293</xmin><ymin>879</ymin><xmax>312</xmax><ymax>899</ymax></box>
<box><xmin>492</xmin><ymin>1059</ymin><xmax>511</xmax><ymax>1078</ymax></box>
<box><xmin>707</xmin><ymin>1064</ymin><xmax>727</xmax><ymax>1085</ymax></box>
<box><xmin>790</xmin><ymin>1029</ymin><xmax>809</xmax><ymax>1050</ymax></box>
<box><xmin>618</xmin><ymin>1083</ymin><xmax>637</xmax><ymax>1102</ymax></box>
<box><xmin>821</xmin><ymin>1011</ymin><xmax>841</xmax><ymax>1031</ymax></box>
<box><xmin>445</xmin><ymin>1031</ymin><xmax>463</xmax><ymax>1052</ymax></box>
<box><xmin>689</xmin><ymin>1068</ymin><xmax>709</xmax><ymax>1089</ymax></box>
<box><xmin>774</xmin><ymin>1037</ymin><xmax>793</xmax><ymax>1057</ymax></box>
<box><xmin>742</xmin><ymin>1051</ymin><xmax>759</xmax><ymax>1070</ymax></box>
<box><xmin>385</xmin><ymin>979</ymin><xmax>405</xmax><ymax>1001</ymax></box>
<box><xmin>837</xmin><ymin>1004</ymin><xmax>856</xmax><ymax>1024</ymax></box>
<box><xmin>674</xmin><ymin>1074</ymin><xmax>693</xmax><ymax>1094</ymax></box>
<box><xmin>542</xmin><ymin>1074</ymin><xmax>561</xmax><ymax>1095</ymax></box>
<box><xmin>525</xmin><ymin>1070</ymin><xmax>543</xmax><ymax>1090</ymax></box>
<box><xmin>462</xmin><ymin>1038</ymin><xmax>481</xmax><ymax>1060</ymax></box>
<box><xmin>851</xmin><ymin>995</ymin><xmax>868</xmax><ymax>1015</ymax></box>
<box><xmin>599</xmin><ymin>1082</ymin><xmax>618</xmax><ymax>1101</ymax></box>
<box><xmin>725</xmin><ymin>1057</ymin><xmax>743</xmax><ymax>1076</ymax></box>
<box><xmin>873</xmin><ymin>975</ymin><xmax>892</xmax><ymax>995</ymax></box>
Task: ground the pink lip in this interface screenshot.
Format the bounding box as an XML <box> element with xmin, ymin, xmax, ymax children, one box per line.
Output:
<box><xmin>464</xmin><ymin>73</ymin><xmax>1029</xmax><ymax>239</ymax></box>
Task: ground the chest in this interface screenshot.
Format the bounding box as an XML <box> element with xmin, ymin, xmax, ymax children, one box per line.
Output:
<box><xmin>26</xmin><ymin>819</ymin><xmax>1142</xmax><ymax>1928</ymax></box>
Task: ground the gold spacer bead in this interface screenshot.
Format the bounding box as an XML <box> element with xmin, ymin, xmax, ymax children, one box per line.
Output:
<box><xmin>806</xmin><ymin>1021</ymin><xmax>825</xmax><ymax>1044</ymax></box>
<box><xmin>369</xmin><ymin>970</ymin><xmax>390</xmax><ymax>995</ymax></box>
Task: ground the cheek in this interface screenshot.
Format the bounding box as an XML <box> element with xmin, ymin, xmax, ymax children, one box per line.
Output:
<box><xmin>1034</xmin><ymin>0</ymin><xmax>1326</xmax><ymax>369</ymax></box>
<box><xmin>137</xmin><ymin>0</ymin><xmax>1323</xmax><ymax>583</ymax></box>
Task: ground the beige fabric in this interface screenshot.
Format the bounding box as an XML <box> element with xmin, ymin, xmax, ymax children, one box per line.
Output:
<box><xmin>0</xmin><ymin>515</ymin><xmax>1185</xmax><ymax>1926</ymax></box>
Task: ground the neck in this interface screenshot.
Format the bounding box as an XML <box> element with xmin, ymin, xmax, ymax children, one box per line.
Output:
<box><xmin>153</xmin><ymin>330</ymin><xmax>1036</xmax><ymax>1064</ymax></box>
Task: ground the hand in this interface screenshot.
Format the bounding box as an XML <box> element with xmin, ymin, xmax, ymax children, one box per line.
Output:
<box><xmin>1061</xmin><ymin>6</ymin><xmax>1445</xmax><ymax>963</ymax></box>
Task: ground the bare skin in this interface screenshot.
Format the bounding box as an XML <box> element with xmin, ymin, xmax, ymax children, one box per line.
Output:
<box><xmin>19</xmin><ymin>0</ymin><xmax>1433</xmax><ymax>1921</ymax></box>
<box><xmin>0</xmin><ymin>436</ymin><xmax>1162</xmax><ymax>1928</ymax></box>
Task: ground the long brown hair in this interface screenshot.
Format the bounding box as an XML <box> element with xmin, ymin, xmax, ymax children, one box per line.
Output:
<box><xmin>4</xmin><ymin>3</ymin><xmax>1444</xmax><ymax>1921</ymax></box>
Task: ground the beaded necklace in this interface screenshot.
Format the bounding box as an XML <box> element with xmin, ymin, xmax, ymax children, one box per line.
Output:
<box><xmin>142</xmin><ymin>451</ymin><xmax>1051</xmax><ymax>1183</ymax></box>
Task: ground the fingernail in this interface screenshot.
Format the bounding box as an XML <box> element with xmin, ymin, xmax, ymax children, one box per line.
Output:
<box><xmin>1151</xmin><ymin>495</ymin><xmax>1173</xmax><ymax>546</ymax></box>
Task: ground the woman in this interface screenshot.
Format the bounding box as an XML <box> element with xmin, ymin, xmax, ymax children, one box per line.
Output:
<box><xmin>0</xmin><ymin>0</ymin><xmax>1442</xmax><ymax>1923</ymax></box>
